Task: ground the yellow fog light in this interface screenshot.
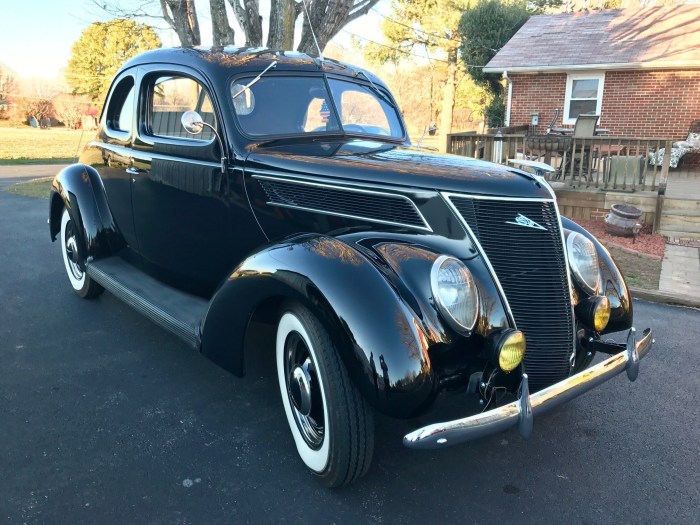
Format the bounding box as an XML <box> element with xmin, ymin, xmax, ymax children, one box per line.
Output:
<box><xmin>593</xmin><ymin>295</ymin><xmax>611</xmax><ymax>332</ymax></box>
<box><xmin>576</xmin><ymin>295</ymin><xmax>611</xmax><ymax>332</ymax></box>
<box><xmin>489</xmin><ymin>329</ymin><xmax>526</xmax><ymax>373</ymax></box>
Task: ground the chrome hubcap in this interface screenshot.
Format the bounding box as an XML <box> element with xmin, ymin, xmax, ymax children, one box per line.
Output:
<box><xmin>64</xmin><ymin>224</ymin><xmax>83</xmax><ymax>280</ymax></box>
<box><xmin>285</xmin><ymin>332</ymin><xmax>324</xmax><ymax>449</ymax></box>
<box><xmin>289</xmin><ymin>364</ymin><xmax>312</xmax><ymax>416</ymax></box>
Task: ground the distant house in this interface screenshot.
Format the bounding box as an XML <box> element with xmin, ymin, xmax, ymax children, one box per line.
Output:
<box><xmin>484</xmin><ymin>6</ymin><xmax>700</xmax><ymax>140</ymax></box>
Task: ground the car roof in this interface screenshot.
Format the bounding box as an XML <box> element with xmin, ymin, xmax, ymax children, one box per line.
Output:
<box><xmin>120</xmin><ymin>47</ymin><xmax>387</xmax><ymax>87</ymax></box>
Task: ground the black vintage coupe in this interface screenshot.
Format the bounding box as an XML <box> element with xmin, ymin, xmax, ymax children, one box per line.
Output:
<box><xmin>50</xmin><ymin>47</ymin><xmax>653</xmax><ymax>488</ymax></box>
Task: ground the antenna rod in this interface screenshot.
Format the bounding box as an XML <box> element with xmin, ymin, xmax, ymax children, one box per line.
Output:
<box><xmin>301</xmin><ymin>0</ymin><xmax>324</xmax><ymax>62</ymax></box>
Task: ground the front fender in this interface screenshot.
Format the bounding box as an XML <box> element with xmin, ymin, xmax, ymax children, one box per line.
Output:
<box><xmin>561</xmin><ymin>216</ymin><xmax>633</xmax><ymax>333</ymax></box>
<box><xmin>49</xmin><ymin>163</ymin><xmax>124</xmax><ymax>260</ymax></box>
<box><xmin>200</xmin><ymin>234</ymin><xmax>441</xmax><ymax>418</ymax></box>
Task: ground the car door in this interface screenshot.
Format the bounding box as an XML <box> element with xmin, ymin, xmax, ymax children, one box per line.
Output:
<box><xmin>128</xmin><ymin>68</ymin><xmax>237</xmax><ymax>296</ymax></box>
<box><xmin>85</xmin><ymin>72</ymin><xmax>139</xmax><ymax>251</ymax></box>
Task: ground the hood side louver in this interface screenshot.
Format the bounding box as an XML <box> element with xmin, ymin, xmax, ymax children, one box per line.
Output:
<box><xmin>256</xmin><ymin>176</ymin><xmax>430</xmax><ymax>231</ymax></box>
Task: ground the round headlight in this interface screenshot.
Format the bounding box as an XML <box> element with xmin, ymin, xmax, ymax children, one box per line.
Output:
<box><xmin>566</xmin><ymin>232</ymin><xmax>600</xmax><ymax>294</ymax></box>
<box><xmin>430</xmin><ymin>256</ymin><xmax>479</xmax><ymax>334</ymax></box>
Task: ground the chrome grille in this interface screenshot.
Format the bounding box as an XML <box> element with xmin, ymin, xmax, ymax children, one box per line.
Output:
<box><xmin>449</xmin><ymin>196</ymin><xmax>574</xmax><ymax>388</ymax></box>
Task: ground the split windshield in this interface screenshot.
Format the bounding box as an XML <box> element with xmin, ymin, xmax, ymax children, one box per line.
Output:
<box><xmin>230</xmin><ymin>75</ymin><xmax>404</xmax><ymax>140</ymax></box>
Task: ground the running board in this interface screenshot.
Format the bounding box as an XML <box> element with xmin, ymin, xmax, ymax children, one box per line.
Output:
<box><xmin>87</xmin><ymin>257</ymin><xmax>208</xmax><ymax>349</ymax></box>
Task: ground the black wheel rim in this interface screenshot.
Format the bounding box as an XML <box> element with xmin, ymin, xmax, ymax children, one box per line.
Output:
<box><xmin>64</xmin><ymin>220</ymin><xmax>83</xmax><ymax>281</ymax></box>
<box><xmin>284</xmin><ymin>332</ymin><xmax>324</xmax><ymax>449</ymax></box>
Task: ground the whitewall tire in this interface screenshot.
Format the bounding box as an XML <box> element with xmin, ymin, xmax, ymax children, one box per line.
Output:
<box><xmin>276</xmin><ymin>303</ymin><xmax>374</xmax><ymax>488</ymax></box>
<box><xmin>60</xmin><ymin>208</ymin><xmax>103</xmax><ymax>299</ymax></box>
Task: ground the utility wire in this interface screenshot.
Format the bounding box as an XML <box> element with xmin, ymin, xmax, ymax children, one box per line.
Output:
<box><xmin>342</xmin><ymin>29</ymin><xmax>450</xmax><ymax>63</ymax></box>
<box><xmin>343</xmin><ymin>29</ymin><xmax>488</xmax><ymax>69</ymax></box>
<box><xmin>3</xmin><ymin>93</ymin><xmax>94</xmax><ymax>102</ymax></box>
<box><xmin>370</xmin><ymin>7</ymin><xmax>461</xmax><ymax>43</ymax></box>
<box><xmin>370</xmin><ymin>7</ymin><xmax>500</xmax><ymax>54</ymax></box>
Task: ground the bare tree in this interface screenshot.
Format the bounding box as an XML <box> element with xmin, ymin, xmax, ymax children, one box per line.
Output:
<box><xmin>53</xmin><ymin>94</ymin><xmax>92</xmax><ymax>129</ymax></box>
<box><xmin>19</xmin><ymin>97</ymin><xmax>54</xmax><ymax>128</ymax></box>
<box><xmin>228</xmin><ymin>0</ymin><xmax>263</xmax><ymax>46</ymax></box>
<box><xmin>210</xmin><ymin>0</ymin><xmax>236</xmax><ymax>45</ymax></box>
<box><xmin>297</xmin><ymin>0</ymin><xmax>378</xmax><ymax>56</ymax></box>
<box><xmin>0</xmin><ymin>69</ymin><xmax>16</xmax><ymax>118</ymax></box>
<box><xmin>160</xmin><ymin>0</ymin><xmax>201</xmax><ymax>45</ymax></box>
<box><xmin>268</xmin><ymin>0</ymin><xmax>299</xmax><ymax>49</ymax></box>
<box><xmin>93</xmin><ymin>0</ymin><xmax>380</xmax><ymax>54</ymax></box>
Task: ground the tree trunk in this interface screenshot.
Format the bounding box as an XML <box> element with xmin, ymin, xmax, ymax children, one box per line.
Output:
<box><xmin>210</xmin><ymin>0</ymin><xmax>235</xmax><ymax>46</ymax></box>
<box><xmin>439</xmin><ymin>50</ymin><xmax>457</xmax><ymax>153</ymax></box>
<box><xmin>267</xmin><ymin>0</ymin><xmax>297</xmax><ymax>50</ymax></box>
<box><xmin>297</xmin><ymin>0</ymin><xmax>379</xmax><ymax>56</ymax></box>
<box><xmin>160</xmin><ymin>0</ymin><xmax>201</xmax><ymax>46</ymax></box>
<box><xmin>228</xmin><ymin>0</ymin><xmax>263</xmax><ymax>47</ymax></box>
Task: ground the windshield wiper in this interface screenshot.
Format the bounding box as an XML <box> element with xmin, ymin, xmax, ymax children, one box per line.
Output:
<box><xmin>232</xmin><ymin>61</ymin><xmax>277</xmax><ymax>100</ymax></box>
<box><xmin>354</xmin><ymin>70</ymin><xmax>394</xmax><ymax>107</ymax></box>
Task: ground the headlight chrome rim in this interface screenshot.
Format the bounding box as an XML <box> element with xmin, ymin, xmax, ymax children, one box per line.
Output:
<box><xmin>566</xmin><ymin>232</ymin><xmax>600</xmax><ymax>294</ymax></box>
<box><xmin>430</xmin><ymin>255</ymin><xmax>480</xmax><ymax>334</ymax></box>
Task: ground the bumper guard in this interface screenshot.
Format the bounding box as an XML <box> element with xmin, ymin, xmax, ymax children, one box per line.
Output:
<box><xmin>403</xmin><ymin>327</ymin><xmax>653</xmax><ymax>449</ymax></box>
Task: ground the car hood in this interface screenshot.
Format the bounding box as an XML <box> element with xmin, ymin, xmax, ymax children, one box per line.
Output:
<box><xmin>245</xmin><ymin>139</ymin><xmax>553</xmax><ymax>199</ymax></box>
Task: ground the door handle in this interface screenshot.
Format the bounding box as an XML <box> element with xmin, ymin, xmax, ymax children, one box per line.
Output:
<box><xmin>126</xmin><ymin>167</ymin><xmax>146</xmax><ymax>175</ymax></box>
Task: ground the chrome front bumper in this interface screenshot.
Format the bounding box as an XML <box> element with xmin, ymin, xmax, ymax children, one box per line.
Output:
<box><xmin>403</xmin><ymin>327</ymin><xmax>653</xmax><ymax>450</ymax></box>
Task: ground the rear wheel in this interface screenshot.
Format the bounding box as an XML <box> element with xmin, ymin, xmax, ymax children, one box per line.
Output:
<box><xmin>60</xmin><ymin>208</ymin><xmax>103</xmax><ymax>299</ymax></box>
<box><xmin>276</xmin><ymin>303</ymin><xmax>374</xmax><ymax>488</ymax></box>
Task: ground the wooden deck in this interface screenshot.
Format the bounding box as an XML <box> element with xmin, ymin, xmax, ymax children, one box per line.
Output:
<box><xmin>661</xmin><ymin>169</ymin><xmax>700</xmax><ymax>239</ymax></box>
<box><xmin>666</xmin><ymin>169</ymin><xmax>700</xmax><ymax>199</ymax></box>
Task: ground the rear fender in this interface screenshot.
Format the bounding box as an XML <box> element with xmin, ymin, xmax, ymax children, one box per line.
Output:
<box><xmin>561</xmin><ymin>216</ymin><xmax>633</xmax><ymax>333</ymax></box>
<box><xmin>200</xmin><ymin>234</ymin><xmax>441</xmax><ymax>418</ymax></box>
<box><xmin>49</xmin><ymin>164</ymin><xmax>124</xmax><ymax>260</ymax></box>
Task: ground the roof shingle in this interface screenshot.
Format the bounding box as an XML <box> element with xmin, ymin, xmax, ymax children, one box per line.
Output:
<box><xmin>484</xmin><ymin>6</ymin><xmax>700</xmax><ymax>72</ymax></box>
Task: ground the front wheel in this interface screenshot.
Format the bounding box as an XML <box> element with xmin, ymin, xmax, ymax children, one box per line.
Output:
<box><xmin>276</xmin><ymin>303</ymin><xmax>374</xmax><ymax>488</ymax></box>
<box><xmin>60</xmin><ymin>208</ymin><xmax>103</xmax><ymax>299</ymax></box>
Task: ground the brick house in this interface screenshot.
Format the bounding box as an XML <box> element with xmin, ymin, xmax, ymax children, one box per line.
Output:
<box><xmin>484</xmin><ymin>6</ymin><xmax>700</xmax><ymax>141</ymax></box>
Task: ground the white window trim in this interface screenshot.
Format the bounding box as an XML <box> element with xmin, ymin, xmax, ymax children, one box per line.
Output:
<box><xmin>563</xmin><ymin>72</ymin><xmax>605</xmax><ymax>125</ymax></box>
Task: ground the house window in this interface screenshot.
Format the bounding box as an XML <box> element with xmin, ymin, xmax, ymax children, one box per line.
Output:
<box><xmin>563</xmin><ymin>73</ymin><xmax>605</xmax><ymax>124</ymax></box>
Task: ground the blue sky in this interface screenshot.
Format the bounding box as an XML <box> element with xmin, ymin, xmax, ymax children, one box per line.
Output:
<box><xmin>0</xmin><ymin>0</ymin><xmax>387</xmax><ymax>79</ymax></box>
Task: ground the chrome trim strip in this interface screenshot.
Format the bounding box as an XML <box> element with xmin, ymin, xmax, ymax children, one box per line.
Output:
<box><xmin>441</xmin><ymin>194</ymin><xmax>555</xmax><ymax>202</ymax></box>
<box><xmin>441</xmin><ymin>192</ymin><xmax>516</xmax><ymax>327</ymax></box>
<box><xmin>96</xmin><ymin>142</ymin><xmax>223</xmax><ymax>169</ymax></box>
<box><xmin>253</xmin><ymin>174</ymin><xmax>433</xmax><ymax>232</ymax></box>
<box><xmin>403</xmin><ymin>327</ymin><xmax>653</xmax><ymax>449</ymax></box>
<box><xmin>130</xmin><ymin>151</ymin><xmax>222</xmax><ymax>168</ymax></box>
<box><xmin>550</xmin><ymin>193</ymin><xmax>579</xmax><ymax>369</ymax></box>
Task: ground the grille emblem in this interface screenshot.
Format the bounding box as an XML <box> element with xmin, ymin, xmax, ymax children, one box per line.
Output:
<box><xmin>506</xmin><ymin>213</ymin><xmax>546</xmax><ymax>231</ymax></box>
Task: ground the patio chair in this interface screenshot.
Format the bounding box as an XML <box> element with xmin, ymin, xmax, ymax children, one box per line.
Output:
<box><xmin>562</xmin><ymin>114</ymin><xmax>600</xmax><ymax>178</ymax></box>
<box><xmin>572</xmin><ymin>114</ymin><xmax>599</xmax><ymax>137</ymax></box>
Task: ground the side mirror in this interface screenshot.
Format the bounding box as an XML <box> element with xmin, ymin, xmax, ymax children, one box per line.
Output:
<box><xmin>180</xmin><ymin>110</ymin><xmax>227</xmax><ymax>174</ymax></box>
<box><xmin>181</xmin><ymin>111</ymin><xmax>205</xmax><ymax>134</ymax></box>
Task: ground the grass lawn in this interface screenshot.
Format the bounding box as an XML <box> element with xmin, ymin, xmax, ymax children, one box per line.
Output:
<box><xmin>0</xmin><ymin>126</ymin><xmax>93</xmax><ymax>164</ymax></box>
<box><xmin>606</xmin><ymin>245</ymin><xmax>662</xmax><ymax>290</ymax></box>
<box><xmin>5</xmin><ymin>177</ymin><xmax>53</xmax><ymax>199</ymax></box>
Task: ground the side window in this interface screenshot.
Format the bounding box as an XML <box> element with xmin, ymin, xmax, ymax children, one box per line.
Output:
<box><xmin>149</xmin><ymin>75</ymin><xmax>216</xmax><ymax>141</ymax></box>
<box><xmin>105</xmin><ymin>76</ymin><xmax>135</xmax><ymax>137</ymax></box>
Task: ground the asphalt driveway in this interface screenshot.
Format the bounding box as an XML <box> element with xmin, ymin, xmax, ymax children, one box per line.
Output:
<box><xmin>1</xmin><ymin>170</ymin><xmax>699</xmax><ymax>524</ymax></box>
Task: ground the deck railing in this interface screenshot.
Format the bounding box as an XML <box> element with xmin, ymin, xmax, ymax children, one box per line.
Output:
<box><xmin>447</xmin><ymin>132</ymin><xmax>673</xmax><ymax>192</ymax></box>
